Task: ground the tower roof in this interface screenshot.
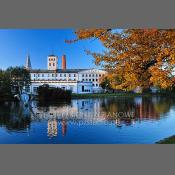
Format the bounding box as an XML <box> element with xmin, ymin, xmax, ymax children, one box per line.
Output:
<box><xmin>25</xmin><ymin>54</ymin><xmax>32</xmax><ymax>70</ymax></box>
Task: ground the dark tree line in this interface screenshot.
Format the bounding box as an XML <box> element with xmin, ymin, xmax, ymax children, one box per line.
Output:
<box><xmin>0</xmin><ymin>67</ymin><xmax>31</xmax><ymax>101</ymax></box>
<box><xmin>37</xmin><ymin>84</ymin><xmax>72</xmax><ymax>102</ymax></box>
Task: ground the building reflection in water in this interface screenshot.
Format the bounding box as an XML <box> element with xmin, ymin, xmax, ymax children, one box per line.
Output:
<box><xmin>62</xmin><ymin>119</ymin><xmax>67</xmax><ymax>136</ymax></box>
<box><xmin>29</xmin><ymin>96</ymin><xmax>175</xmax><ymax>136</ymax></box>
<box><xmin>47</xmin><ymin>119</ymin><xmax>67</xmax><ymax>138</ymax></box>
<box><xmin>47</xmin><ymin>119</ymin><xmax>58</xmax><ymax>138</ymax></box>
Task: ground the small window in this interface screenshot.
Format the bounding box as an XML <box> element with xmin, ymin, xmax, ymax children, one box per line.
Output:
<box><xmin>53</xmin><ymin>63</ymin><xmax>55</xmax><ymax>66</ymax></box>
<box><xmin>49</xmin><ymin>63</ymin><xmax>51</xmax><ymax>66</ymax></box>
<box><xmin>89</xmin><ymin>79</ymin><xmax>91</xmax><ymax>81</ymax></box>
<box><xmin>82</xmin><ymin>74</ymin><xmax>84</xmax><ymax>77</ymax></box>
<box><xmin>64</xmin><ymin>74</ymin><xmax>66</xmax><ymax>77</ymax></box>
<box><xmin>42</xmin><ymin>74</ymin><xmax>44</xmax><ymax>77</ymax></box>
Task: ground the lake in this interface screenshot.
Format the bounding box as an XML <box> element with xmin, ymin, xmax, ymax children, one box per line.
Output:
<box><xmin>0</xmin><ymin>96</ymin><xmax>175</xmax><ymax>144</ymax></box>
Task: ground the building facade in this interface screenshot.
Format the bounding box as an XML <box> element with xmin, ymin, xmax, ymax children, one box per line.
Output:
<box><xmin>25</xmin><ymin>54</ymin><xmax>107</xmax><ymax>94</ymax></box>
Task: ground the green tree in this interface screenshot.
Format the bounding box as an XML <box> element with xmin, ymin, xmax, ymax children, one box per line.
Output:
<box><xmin>0</xmin><ymin>69</ymin><xmax>12</xmax><ymax>100</ymax></box>
<box><xmin>7</xmin><ymin>67</ymin><xmax>31</xmax><ymax>95</ymax></box>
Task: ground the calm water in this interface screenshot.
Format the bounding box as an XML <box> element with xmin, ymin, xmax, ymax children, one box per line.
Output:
<box><xmin>0</xmin><ymin>96</ymin><xmax>175</xmax><ymax>144</ymax></box>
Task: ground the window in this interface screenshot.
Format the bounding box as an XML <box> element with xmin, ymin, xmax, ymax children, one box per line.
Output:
<box><xmin>89</xmin><ymin>74</ymin><xmax>91</xmax><ymax>77</ymax></box>
<box><xmin>86</xmin><ymin>74</ymin><xmax>88</xmax><ymax>77</ymax></box>
<box><xmin>48</xmin><ymin>74</ymin><xmax>50</xmax><ymax>77</ymax></box>
<box><xmin>99</xmin><ymin>74</ymin><xmax>101</xmax><ymax>77</ymax></box>
<box><xmin>86</xmin><ymin>79</ymin><xmax>88</xmax><ymax>81</ymax></box>
<box><xmin>64</xmin><ymin>74</ymin><xmax>66</xmax><ymax>77</ymax></box>
<box><xmin>96</xmin><ymin>84</ymin><xmax>98</xmax><ymax>87</ymax></box>
<box><xmin>49</xmin><ymin>63</ymin><xmax>51</xmax><ymax>66</ymax></box>
<box><xmin>38</xmin><ymin>74</ymin><xmax>40</xmax><ymax>77</ymax></box>
<box><xmin>52</xmin><ymin>74</ymin><xmax>54</xmax><ymax>77</ymax></box>
<box><xmin>82</xmin><ymin>79</ymin><xmax>84</xmax><ymax>81</ymax></box>
<box><xmin>93</xmin><ymin>79</ymin><xmax>95</xmax><ymax>81</ymax></box>
<box><xmin>89</xmin><ymin>79</ymin><xmax>91</xmax><ymax>81</ymax></box>
<box><xmin>74</xmin><ymin>74</ymin><xmax>76</xmax><ymax>77</ymax></box>
<box><xmin>34</xmin><ymin>74</ymin><xmax>35</xmax><ymax>77</ymax></box>
<box><xmin>96</xmin><ymin>79</ymin><xmax>98</xmax><ymax>82</ymax></box>
<box><xmin>82</xmin><ymin>74</ymin><xmax>84</xmax><ymax>77</ymax></box>
<box><xmin>42</xmin><ymin>74</ymin><xmax>44</xmax><ymax>77</ymax></box>
<box><xmin>33</xmin><ymin>87</ymin><xmax>38</xmax><ymax>93</ymax></box>
<box><xmin>69</xmin><ymin>74</ymin><xmax>71</xmax><ymax>77</ymax></box>
<box><xmin>60</xmin><ymin>74</ymin><xmax>62</xmax><ymax>77</ymax></box>
<box><xmin>92</xmin><ymin>74</ymin><xmax>94</xmax><ymax>77</ymax></box>
<box><xmin>53</xmin><ymin>63</ymin><xmax>55</xmax><ymax>66</ymax></box>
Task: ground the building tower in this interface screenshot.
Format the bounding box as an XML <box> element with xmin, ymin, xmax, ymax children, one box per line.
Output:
<box><xmin>62</xmin><ymin>55</ymin><xmax>67</xmax><ymax>70</ymax></box>
<box><xmin>25</xmin><ymin>54</ymin><xmax>32</xmax><ymax>70</ymax></box>
<box><xmin>48</xmin><ymin>55</ymin><xmax>58</xmax><ymax>70</ymax></box>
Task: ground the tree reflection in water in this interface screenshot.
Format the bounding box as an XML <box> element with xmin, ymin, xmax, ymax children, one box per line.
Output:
<box><xmin>100</xmin><ymin>97</ymin><xmax>175</xmax><ymax>126</ymax></box>
<box><xmin>0</xmin><ymin>102</ymin><xmax>31</xmax><ymax>131</ymax></box>
<box><xmin>0</xmin><ymin>96</ymin><xmax>175</xmax><ymax>137</ymax></box>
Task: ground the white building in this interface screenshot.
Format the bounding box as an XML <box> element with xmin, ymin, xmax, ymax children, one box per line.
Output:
<box><xmin>25</xmin><ymin>54</ymin><xmax>107</xmax><ymax>94</ymax></box>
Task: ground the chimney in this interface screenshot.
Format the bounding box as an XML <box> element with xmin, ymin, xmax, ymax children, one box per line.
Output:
<box><xmin>62</xmin><ymin>55</ymin><xmax>67</xmax><ymax>70</ymax></box>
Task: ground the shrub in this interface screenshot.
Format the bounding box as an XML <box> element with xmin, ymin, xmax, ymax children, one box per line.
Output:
<box><xmin>37</xmin><ymin>85</ymin><xmax>72</xmax><ymax>102</ymax></box>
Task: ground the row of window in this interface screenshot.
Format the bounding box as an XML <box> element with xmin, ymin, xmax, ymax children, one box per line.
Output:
<box><xmin>82</xmin><ymin>74</ymin><xmax>103</xmax><ymax>77</ymax></box>
<box><xmin>32</xmin><ymin>78</ymin><xmax>77</xmax><ymax>81</ymax></box>
<box><xmin>82</xmin><ymin>79</ymin><xmax>99</xmax><ymax>82</ymax></box>
<box><xmin>49</xmin><ymin>63</ymin><xmax>55</xmax><ymax>67</ymax></box>
<box><xmin>33</xmin><ymin>73</ymin><xmax>77</xmax><ymax>77</ymax></box>
<box><xmin>93</xmin><ymin>84</ymin><xmax>99</xmax><ymax>87</ymax></box>
<box><xmin>49</xmin><ymin>58</ymin><xmax>56</xmax><ymax>61</ymax></box>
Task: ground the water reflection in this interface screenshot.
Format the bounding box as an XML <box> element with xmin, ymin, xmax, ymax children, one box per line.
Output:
<box><xmin>47</xmin><ymin>119</ymin><xmax>67</xmax><ymax>138</ymax></box>
<box><xmin>0</xmin><ymin>96</ymin><xmax>175</xmax><ymax>143</ymax></box>
<box><xmin>0</xmin><ymin>102</ymin><xmax>31</xmax><ymax>131</ymax></box>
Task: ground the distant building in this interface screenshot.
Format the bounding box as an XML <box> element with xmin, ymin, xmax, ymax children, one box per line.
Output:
<box><xmin>25</xmin><ymin>54</ymin><xmax>32</xmax><ymax>70</ymax></box>
<box><xmin>26</xmin><ymin>54</ymin><xmax>107</xmax><ymax>94</ymax></box>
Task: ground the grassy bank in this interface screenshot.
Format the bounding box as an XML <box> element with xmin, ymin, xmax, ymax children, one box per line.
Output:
<box><xmin>72</xmin><ymin>92</ymin><xmax>171</xmax><ymax>99</ymax></box>
<box><xmin>156</xmin><ymin>135</ymin><xmax>175</xmax><ymax>144</ymax></box>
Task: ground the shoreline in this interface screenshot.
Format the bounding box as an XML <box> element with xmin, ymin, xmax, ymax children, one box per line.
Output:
<box><xmin>156</xmin><ymin>135</ymin><xmax>175</xmax><ymax>144</ymax></box>
<box><xmin>1</xmin><ymin>92</ymin><xmax>175</xmax><ymax>102</ymax></box>
<box><xmin>71</xmin><ymin>92</ymin><xmax>175</xmax><ymax>99</ymax></box>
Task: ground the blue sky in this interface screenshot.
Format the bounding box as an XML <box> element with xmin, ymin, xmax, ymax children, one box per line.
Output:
<box><xmin>0</xmin><ymin>29</ymin><xmax>105</xmax><ymax>70</ymax></box>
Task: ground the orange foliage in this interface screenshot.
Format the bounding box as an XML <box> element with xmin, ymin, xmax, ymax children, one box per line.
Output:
<box><xmin>68</xmin><ymin>29</ymin><xmax>175</xmax><ymax>91</ymax></box>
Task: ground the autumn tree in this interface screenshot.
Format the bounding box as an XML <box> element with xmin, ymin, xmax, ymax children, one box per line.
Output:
<box><xmin>67</xmin><ymin>29</ymin><xmax>175</xmax><ymax>91</ymax></box>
